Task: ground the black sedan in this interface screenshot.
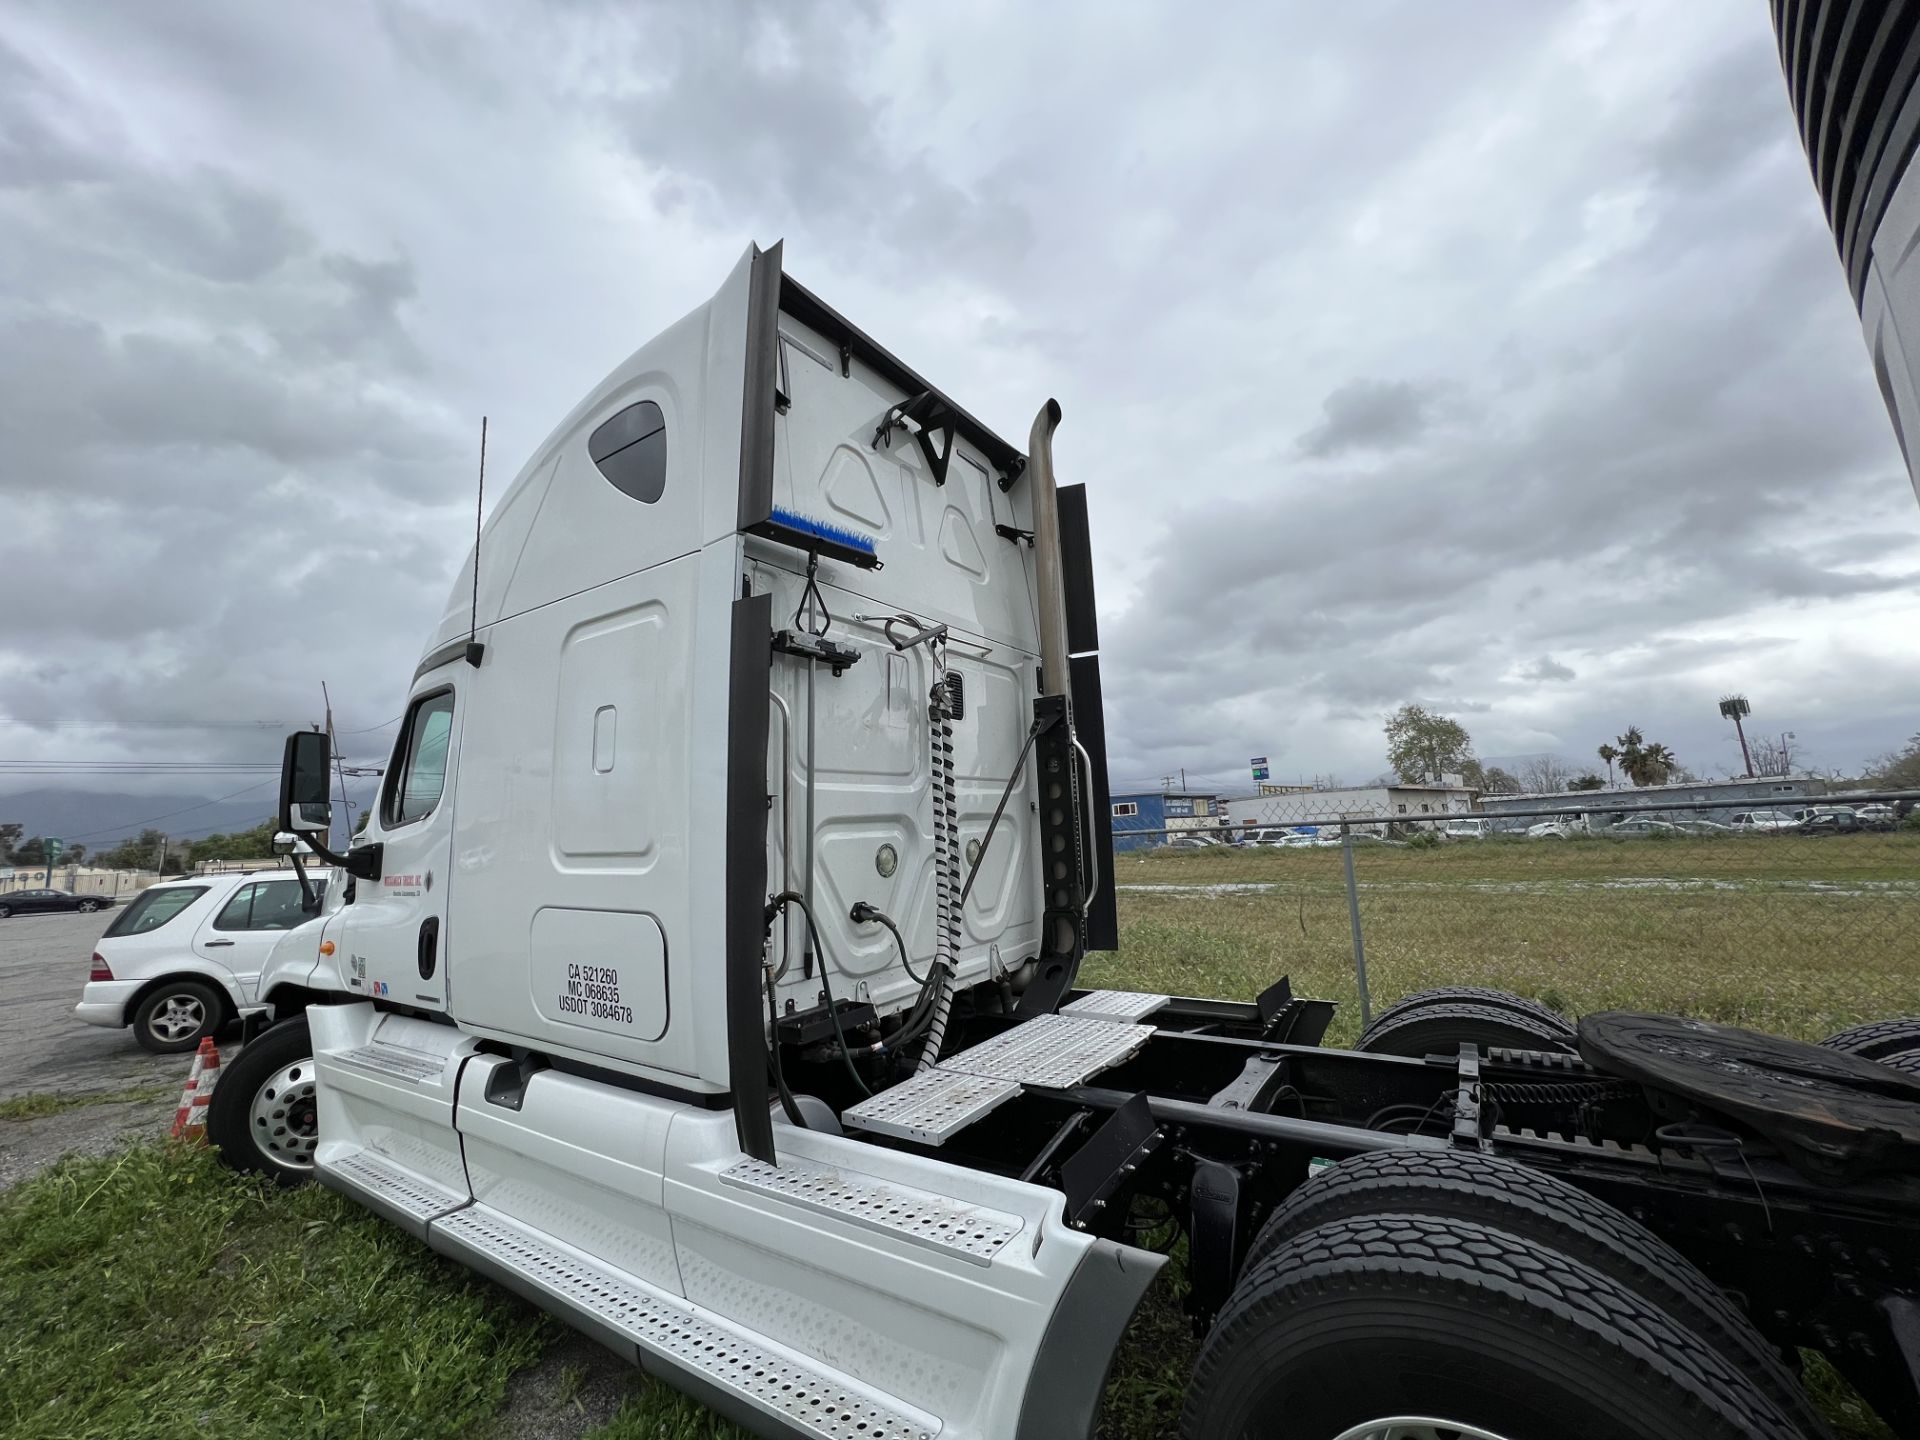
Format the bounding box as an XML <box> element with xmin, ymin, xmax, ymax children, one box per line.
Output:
<box><xmin>0</xmin><ymin>888</ymin><xmax>117</xmax><ymax>917</ymax></box>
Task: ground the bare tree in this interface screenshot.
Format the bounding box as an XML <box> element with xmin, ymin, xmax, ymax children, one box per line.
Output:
<box><xmin>1750</xmin><ymin>733</ymin><xmax>1797</xmax><ymax>778</ymax></box>
<box><xmin>1517</xmin><ymin>754</ymin><xmax>1575</xmax><ymax>793</ymax></box>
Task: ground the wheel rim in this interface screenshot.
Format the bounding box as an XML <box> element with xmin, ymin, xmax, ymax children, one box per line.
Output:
<box><xmin>147</xmin><ymin>994</ymin><xmax>207</xmax><ymax>1043</ymax></box>
<box><xmin>1332</xmin><ymin>1422</ymin><xmax>1514</xmax><ymax>1440</ymax></box>
<box><xmin>250</xmin><ymin>1060</ymin><xmax>318</xmax><ymax>1171</ymax></box>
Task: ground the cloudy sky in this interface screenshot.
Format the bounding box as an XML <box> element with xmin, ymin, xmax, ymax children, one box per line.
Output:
<box><xmin>2</xmin><ymin>0</ymin><xmax>1915</xmax><ymax>824</ymax></box>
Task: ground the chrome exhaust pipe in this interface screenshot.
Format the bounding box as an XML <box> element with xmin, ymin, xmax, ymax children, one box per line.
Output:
<box><xmin>1026</xmin><ymin>399</ymin><xmax>1072</xmax><ymax>701</ymax></box>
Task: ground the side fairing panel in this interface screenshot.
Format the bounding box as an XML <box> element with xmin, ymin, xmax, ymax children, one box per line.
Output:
<box><xmin>448</xmin><ymin>541</ymin><xmax>738</xmax><ymax>1090</ymax></box>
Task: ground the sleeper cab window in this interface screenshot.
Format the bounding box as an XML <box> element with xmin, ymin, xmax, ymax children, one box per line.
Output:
<box><xmin>589</xmin><ymin>400</ymin><xmax>666</xmax><ymax>504</ymax></box>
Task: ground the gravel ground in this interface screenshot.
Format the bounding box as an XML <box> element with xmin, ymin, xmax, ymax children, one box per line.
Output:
<box><xmin>0</xmin><ymin>909</ymin><xmax>238</xmax><ymax>1188</ymax></box>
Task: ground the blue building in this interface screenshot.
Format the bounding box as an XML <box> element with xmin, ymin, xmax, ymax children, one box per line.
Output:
<box><xmin>1110</xmin><ymin>790</ymin><xmax>1219</xmax><ymax>852</ymax></box>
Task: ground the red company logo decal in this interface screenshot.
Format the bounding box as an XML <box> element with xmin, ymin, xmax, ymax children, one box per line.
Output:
<box><xmin>384</xmin><ymin>874</ymin><xmax>424</xmax><ymax>888</ymax></box>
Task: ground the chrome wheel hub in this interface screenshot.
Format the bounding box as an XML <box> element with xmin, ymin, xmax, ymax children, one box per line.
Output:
<box><xmin>250</xmin><ymin>1060</ymin><xmax>318</xmax><ymax>1171</ymax></box>
<box><xmin>1333</xmin><ymin>1423</ymin><xmax>1514</xmax><ymax>1440</ymax></box>
<box><xmin>149</xmin><ymin>994</ymin><xmax>207</xmax><ymax>1043</ymax></box>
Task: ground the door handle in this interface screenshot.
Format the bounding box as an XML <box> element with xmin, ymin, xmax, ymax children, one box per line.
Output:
<box><xmin>417</xmin><ymin>917</ymin><xmax>439</xmax><ymax>980</ymax></box>
<box><xmin>203</xmin><ymin>938</ymin><xmax>236</xmax><ymax>947</ymax></box>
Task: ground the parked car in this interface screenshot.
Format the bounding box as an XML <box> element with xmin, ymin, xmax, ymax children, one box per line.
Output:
<box><xmin>1441</xmin><ymin>818</ymin><xmax>1491</xmax><ymax>840</ymax></box>
<box><xmin>1799</xmin><ymin>807</ymin><xmax>1861</xmax><ymax>837</ymax></box>
<box><xmin>1729</xmin><ymin>810</ymin><xmax>1799</xmax><ymax>833</ymax></box>
<box><xmin>74</xmin><ymin>868</ymin><xmax>331</xmax><ymax>1053</ymax></box>
<box><xmin>0</xmin><ymin>887</ymin><xmax>120</xmax><ymax>917</ymax></box>
<box><xmin>1604</xmin><ymin>817</ymin><xmax>1682</xmax><ymax>837</ymax></box>
<box><xmin>1855</xmin><ymin>803</ymin><xmax>1897</xmax><ymax>831</ymax></box>
<box><xmin>1526</xmin><ymin>817</ymin><xmax>1585</xmax><ymax>839</ymax></box>
<box><xmin>1162</xmin><ymin>835</ymin><xmax>1219</xmax><ymax>850</ymax></box>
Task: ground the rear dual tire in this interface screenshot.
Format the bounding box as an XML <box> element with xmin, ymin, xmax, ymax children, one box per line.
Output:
<box><xmin>1355</xmin><ymin>996</ymin><xmax>1576</xmax><ymax>1058</ymax></box>
<box><xmin>1181</xmin><ymin>1211</ymin><xmax>1814</xmax><ymax>1440</ymax></box>
<box><xmin>1236</xmin><ymin>1151</ymin><xmax>1828</xmax><ymax>1437</ymax></box>
<box><xmin>1819</xmin><ymin>1016</ymin><xmax>1920</xmax><ymax>1063</ymax></box>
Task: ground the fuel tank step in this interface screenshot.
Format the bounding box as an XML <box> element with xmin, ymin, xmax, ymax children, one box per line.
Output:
<box><xmin>320</xmin><ymin>1148</ymin><xmax>468</xmax><ymax>1237</ymax></box>
<box><xmin>430</xmin><ymin>1204</ymin><xmax>939</xmax><ymax>1440</ymax></box>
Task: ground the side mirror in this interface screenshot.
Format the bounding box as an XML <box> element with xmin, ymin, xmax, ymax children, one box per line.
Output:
<box><xmin>278</xmin><ymin>731</ymin><xmax>333</xmax><ymax>835</ymax></box>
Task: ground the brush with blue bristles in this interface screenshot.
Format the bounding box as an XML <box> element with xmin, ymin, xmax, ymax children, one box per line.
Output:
<box><xmin>750</xmin><ymin>505</ymin><xmax>882</xmax><ymax>570</ymax></box>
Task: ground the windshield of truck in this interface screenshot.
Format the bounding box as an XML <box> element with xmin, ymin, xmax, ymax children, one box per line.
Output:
<box><xmin>102</xmin><ymin>885</ymin><xmax>209</xmax><ymax>937</ymax></box>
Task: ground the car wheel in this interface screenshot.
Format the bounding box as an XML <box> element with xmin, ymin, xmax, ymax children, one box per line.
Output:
<box><xmin>208</xmin><ymin>1017</ymin><xmax>316</xmax><ymax>1185</ymax></box>
<box><xmin>131</xmin><ymin>979</ymin><xmax>224</xmax><ymax>1054</ymax></box>
<box><xmin>1180</xmin><ymin>1214</ymin><xmax>1806</xmax><ymax>1440</ymax></box>
<box><xmin>0</xmin><ymin>904</ymin><xmax>11</xmax><ymax>918</ymax></box>
<box><xmin>77</xmin><ymin>899</ymin><xmax>102</xmax><ymax>913</ymax></box>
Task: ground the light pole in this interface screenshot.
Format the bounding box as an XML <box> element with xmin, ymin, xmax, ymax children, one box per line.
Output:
<box><xmin>1719</xmin><ymin>695</ymin><xmax>1754</xmax><ymax>778</ymax></box>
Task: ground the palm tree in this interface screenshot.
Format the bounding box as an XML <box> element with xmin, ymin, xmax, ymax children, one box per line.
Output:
<box><xmin>1614</xmin><ymin>727</ymin><xmax>1646</xmax><ymax>785</ymax></box>
<box><xmin>1597</xmin><ymin>743</ymin><xmax>1618</xmax><ymax>786</ymax></box>
<box><xmin>1640</xmin><ymin>743</ymin><xmax>1679</xmax><ymax>786</ymax></box>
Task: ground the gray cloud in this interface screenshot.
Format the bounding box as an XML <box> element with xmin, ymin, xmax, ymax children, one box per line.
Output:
<box><xmin>0</xmin><ymin>0</ymin><xmax>1914</xmax><ymax>815</ymax></box>
<box><xmin>1299</xmin><ymin>379</ymin><xmax>1438</xmax><ymax>457</ymax></box>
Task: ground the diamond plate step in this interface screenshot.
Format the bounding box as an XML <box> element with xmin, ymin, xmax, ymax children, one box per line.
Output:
<box><xmin>435</xmin><ymin>1206</ymin><xmax>938</xmax><ymax>1440</ymax></box>
<box><xmin>938</xmin><ymin>1014</ymin><xmax>1152</xmax><ymax>1088</ymax></box>
<box><xmin>1061</xmin><ymin>990</ymin><xmax>1171</xmax><ymax>1023</ymax></box>
<box><xmin>720</xmin><ymin>1155</ymin><xmax>1021</xmax><ymax>1264</ymax></box>
<box><xmin>843</xmin><ymin>1068</ymin><xmax>1022</xmax><ymax>1146</ymax></box>
<box><xmin>327</xmin><ymin>1148</ymin><xmax>467</xmax><ymax>1225</ymax></box>
<box><xmin>336</xmin><ymin>1041</ymin><xmax>447</xmax><ymax>1084</ymax></box>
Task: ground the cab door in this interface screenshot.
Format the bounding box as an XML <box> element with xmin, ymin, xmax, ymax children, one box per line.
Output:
<box><xmin>340</xmin><ymin>684</ymin><xmax>460</xmax><ymax>1012</ymax></box>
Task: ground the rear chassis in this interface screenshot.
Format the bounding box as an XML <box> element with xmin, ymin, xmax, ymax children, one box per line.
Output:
<box><xmin>781</xmin><ymin>979</ymin><xmax>1920</xmax><ymax>1432</ymax></box>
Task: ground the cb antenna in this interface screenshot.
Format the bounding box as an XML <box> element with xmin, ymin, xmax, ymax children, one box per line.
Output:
<box><xmin>466</xmin><ymin>416</ymin><xmax>487</xmax><ymax>667</ymax></box>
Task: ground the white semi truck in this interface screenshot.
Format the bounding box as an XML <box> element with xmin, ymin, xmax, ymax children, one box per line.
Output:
<box><xmin>207</xmin><ymin>241</ymin><xmax>1920</xmax><ymax>1439</ymax></box>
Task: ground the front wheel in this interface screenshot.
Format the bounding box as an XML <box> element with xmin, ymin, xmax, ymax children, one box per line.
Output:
<box><xmin>77</xmin><ymin>899</ymin><xmax>102</xmax><ymax>913</ymax></box>
<box><xmin>0</xmin><ymin>904</ymin><xmax>12</xmax><ymax>918</ymax></box>
<box><xmin>208</xmin><ymin>1017</ymin><xmax>317</xmax><ymax>1185</ymax></box>
<box><xmin>1181</xmin><ymin>1214</ymin><xmax>1805</xmax><ymax>1440</ymax></box>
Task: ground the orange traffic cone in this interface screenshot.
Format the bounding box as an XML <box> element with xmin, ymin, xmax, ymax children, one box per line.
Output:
<box><xmin>170</xmin><ymin>1037</ymin><xmax>221</xmax><ymax>1141</ymax></box>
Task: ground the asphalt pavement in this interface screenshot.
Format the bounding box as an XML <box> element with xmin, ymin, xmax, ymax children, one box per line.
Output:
<box><xmin>0</xmin><ymin>909</ymin><xmax>197</xmax><ymax>1100</ymax></box>
<box><xmin>0</xmin><ymin>909</ymin><xmax>228</xmax><ymax>1188</ymax></box>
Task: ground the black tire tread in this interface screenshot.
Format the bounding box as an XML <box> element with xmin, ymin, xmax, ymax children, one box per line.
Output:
<box><xmin>208</xmin><ymin>1017</ymin><xmax>314</xmax><ymax>1186</ymax></box>
<box><xmin>1881</xmin><ymin>1049</ymin><xmax>1920</xmax><ymax>1079</ymax></box>
<box><xmin>1363</xmin><ymin>985</ymin><xmax>1574</xmax><ymax>1039</ymax></box>
<box><xmin>1354</xmin><ymin>999</ymin><xmax>1576</xmax><ymax>1057</ymax></box>
<box><xmin>1184</xmin><ymin>1212</ymin><xmax>1805</xmax><ymax>1440</ymax></box>
<box><xmin>1819</xmin><ymin>1016</ymin><xmax>1920</xmax><ymax>1061</ymax></box>
<box><xmin>1238</xmin><ymin>1150</ymin><xmax>1830</xmax><ymax>1437</ymax></box>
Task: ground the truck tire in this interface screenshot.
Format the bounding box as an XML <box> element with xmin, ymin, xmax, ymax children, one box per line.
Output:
<box><xmin>1181</xmin><ymin>1213</ymin><xmax>1806</xmax><ymax>1440</ymax></box>
<box><xmin>1880</xmin><ymin>1049</ymin><xmax>1920</xmax><ymax>1079</ymax></box>
<box><xmin>1361</xmin><ymin>986</ymin><xmax>1575</xmax><ymax>1042</ymax></box>
<box><xmin>131</xmin><ymin>978</ymin><xmax>225</xmax><ymax>1054</ymax></box>
<box><xmin>1238</xmin><ymin>1151</ymin><xmax>1830</xmax><ymax>1438</ymax></box>
<box><xmin>208</xmin><ymin>1017</ymin><xmax>317</xmax><ymax>1187</ymax></box>
<box><xmin>1818</xmin><ymin>1016</ymin><xmax>1920</xmax><ymax>1062</ymax></box>
<box><xmin>1354</xmin><ymin>1000</ymin><xmax>1576</xmax><ymax>1058</ymax></box>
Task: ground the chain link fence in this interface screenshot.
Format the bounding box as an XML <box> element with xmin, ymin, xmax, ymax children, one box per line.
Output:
<box><xmin>1086</xmin><ymin>790</ymin><xmax>1920</xmax><ymax>1049</ymax></box>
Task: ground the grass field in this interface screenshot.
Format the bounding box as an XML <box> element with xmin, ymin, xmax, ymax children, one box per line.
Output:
<box><xmin>1088</xmin><ymin>831</ymin><xmax>1920</xmax><ymax>1045</ymax></box>
<box><xmin>2</xmin><ymin>832</ymin><xmax>1911</xmax><ymax>1439</ymax></box>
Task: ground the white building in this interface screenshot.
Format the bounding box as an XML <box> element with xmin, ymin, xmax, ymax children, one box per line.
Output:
<box><xmin>1222</xmin><ymin>782</ymin><xmax>1475</xmax><ymax>833</ymax></box>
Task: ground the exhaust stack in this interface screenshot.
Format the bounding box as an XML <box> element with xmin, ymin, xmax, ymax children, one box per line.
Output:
<box><xmin>1027</xmin><ymin>399</ymin><xmax>1072</xmax><ymax>700</ymax></box>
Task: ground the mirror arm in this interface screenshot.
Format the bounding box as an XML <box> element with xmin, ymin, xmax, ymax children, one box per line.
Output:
<box><xmin>298</xmin><ymin>830</ymin><xmax>383</xmax><ymax>882</ymax></box>
<box><xmin>289</xmin><ymin>851</ymin><xmax>320</xmax><ymax>914</ymax></box>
